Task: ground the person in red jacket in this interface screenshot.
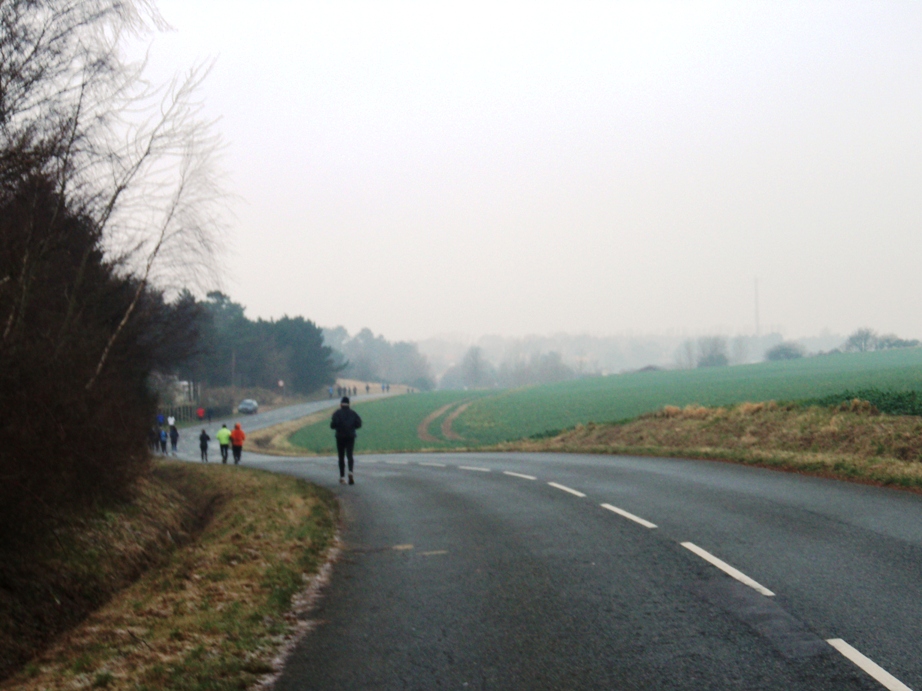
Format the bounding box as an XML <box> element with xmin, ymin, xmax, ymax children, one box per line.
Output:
<box><xmin>230</xmin><ymin>422</ymin><xmax>246</xmax><ymax>465</ymax></box>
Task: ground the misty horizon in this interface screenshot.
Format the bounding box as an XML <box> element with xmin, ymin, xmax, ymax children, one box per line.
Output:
<box><xmin>322</xmin><ymin>323</ymin><xmax>870</xmax><ymax>381</ymax></box>
<box><xmin>137</xmin><ymin>2</ymin><xmax>921</xmax><ymax>343</ymax></box>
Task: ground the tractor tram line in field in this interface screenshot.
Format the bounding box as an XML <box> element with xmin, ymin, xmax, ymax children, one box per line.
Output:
<box><xmin>351</xmin><ymin>454</ymin><xmax>914</xmax><ymax>691</ymax></box>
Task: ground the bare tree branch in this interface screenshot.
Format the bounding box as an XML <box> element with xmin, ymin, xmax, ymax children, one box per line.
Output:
<box><xmin>86</xmin><ymin>148</ymin><xmax>187</xmax><ymax>390</ymax></box>
<box><xmin>1</xmin><ymin>2</ymin><xmax>226</xmax><ymax>360</ymax></box>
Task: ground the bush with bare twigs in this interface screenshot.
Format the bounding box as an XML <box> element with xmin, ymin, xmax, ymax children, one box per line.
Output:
<box><xmin>0</xmin><ymin>0</ymin><xmax>223</xmax><ymax>545</ymax></box>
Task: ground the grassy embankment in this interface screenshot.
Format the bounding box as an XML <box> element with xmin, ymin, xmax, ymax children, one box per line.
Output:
<box><xmin>504</xmin><ymin>399</ymin><xmax>922</xmax><ymax>490</ymax></box>
<box><xmin>279</xmin><ymin>348</ymin><xmax>922</xmax><ymax>453</ymax></box>
<box><xmin>1</xmin><ymin>462</ymin><xmax>337</xmax><ymax>691</ymax></box>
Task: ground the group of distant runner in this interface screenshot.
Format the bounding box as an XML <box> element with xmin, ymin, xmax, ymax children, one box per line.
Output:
<box><xmin>329</xmin><ymin>382</ymin><xmax>391</xmax><ymax>398</ymax></box>
<box><xmin>149</xmin><ymin>413</ymin><xmax>246</xmax><ymax>465</ymax></box>
<box><xmin>148</xmin><ymin>414</ymin><xmax>182</xmax><ymax>457</ymax></box>
<box><xmin>197</xmin><ymin>422</ymin><xmax>246</xmax><ymax>464</ymax></box>
<box><xmin>152</xmin><ymin>391</ymin><xmax>366</xmax><ymax>486</ymax></box>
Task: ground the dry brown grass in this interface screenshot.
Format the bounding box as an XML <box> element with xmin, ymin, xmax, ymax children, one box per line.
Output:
<box><xmin>505</xmin><ymin>401</ymin><xmax>922</xmax><ymax>490</ymax></box>
<box><xmin>2</xmin><ymin>461</ymin><xmax>337</xmax><ymax>691</ymax></box>
<box><xmin>0</xmin><ymin>469</ymin><xmax>208</xmax><ymax>681</ymax></box>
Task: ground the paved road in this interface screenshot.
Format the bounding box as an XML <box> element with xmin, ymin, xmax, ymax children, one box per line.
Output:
<box><xmin>168</xmin><ymin>393</ymin><xmax>391</xmax><ymax>460</ymax></box>
<box><xmin>226</xmin><ymin>392</ymin><xmax>391</xmax><ymax>431</ymax></box>
<box><xmin>174</xmin><ymin>407</ymin><xmax>922</xmax><ymax>689</ymax></box>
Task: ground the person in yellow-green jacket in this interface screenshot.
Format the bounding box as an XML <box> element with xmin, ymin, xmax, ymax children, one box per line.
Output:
<box><xmin>215</xmin><ymin>423</ymin><xmax>232</xmax><ymax>464</ymax></box>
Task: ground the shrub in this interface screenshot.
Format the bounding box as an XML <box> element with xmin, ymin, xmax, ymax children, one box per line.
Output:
<box><xmin>0</xmin><ymin>179</ymin><xmax>200</xmax><ymax>546</ymax></box>
<box><xmin>765</xmin><ymin>342</ymin><xmax>806</xmax><ymax>361</ymax></box>
<box><xmin>696</xmin><ymin>336</ymin><xmax>729</xmax><ymax>368</ymax></box>
<box><xmin>802</xmin><ymin>389</ymin><xmax>922</xmax><ymax>416</ymax></box>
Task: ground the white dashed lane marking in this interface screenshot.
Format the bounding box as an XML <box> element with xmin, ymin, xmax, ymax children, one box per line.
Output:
<box><xmin>547</xmin><ymin>482</ymin><xmax>586</xmax><ymax>498</ymax></box>
<box><xmin>826</xmin><ymin>639</ymin><xmax>914</xmax><ymax>691</ymax></box>
<box><xmin>681</xmin><ymin>542</ymin><xmax>775</xmax><ymax>597</ymax></box>
<box><xmin>359</xmin><ymin>456</ymin><xmax>917</xmax><ymax>689</ymax></box>
<box><xmin>503</xmin><ymin>471</ymin><xmax>537</xmax><ymax>480</ymax></box>
<box><xmin>600</xmin><ymin>503</ymin><xmax>657</xmax><ymax>529</ymax></box>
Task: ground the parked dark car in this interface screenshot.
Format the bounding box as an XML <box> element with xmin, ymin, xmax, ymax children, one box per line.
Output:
<box><xmin>237</xmin><ymin>399</ymin><xmax>259</xmax><ymax>414</ymax></box>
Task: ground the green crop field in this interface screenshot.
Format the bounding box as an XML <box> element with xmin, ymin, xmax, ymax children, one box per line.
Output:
<box><xmin>288</xmin><ymin>390</ymin><xmax>492</xmax><ymax>453</ymax></box>
<box><xmin>289</xmin><ymin>348</ymin><xmax>922</xmax><ymax>453</ymax></box>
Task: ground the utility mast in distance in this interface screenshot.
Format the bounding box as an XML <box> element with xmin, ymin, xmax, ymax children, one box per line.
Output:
<box><xmin>754</xmin><ymin>277</ymin><xmax>761</xmax><ymax>337</ymax></box>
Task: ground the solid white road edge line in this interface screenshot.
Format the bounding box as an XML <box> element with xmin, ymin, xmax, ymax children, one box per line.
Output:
<box><xmin>548</xmin><ymin>482</ymin><xmax>586</xmax><ymax>498</ymax></box>
<box><xmin>504</xmin><ymin>471</ymin><xmax>537</xmax><ymax>480</ymax></box>
<box><xmin>418</xmin><ymin>462</ymin><xmax>447</xmax><ymax>467</ymax></box>
<box><xmin>600</xmin><ymin>503</ymin><xmax>657</xmax><ymax>529</ymax></box>
<box><xmin>681</xmin><ymin>542</ymin><xmax>775</xmax><ymax>597</ymax></box>
<box><xmin>459</xmin><ymin>466</ymin><xmax>491</xmax><ymax>472</ymax></box>
<box><xmin>827</xmin><ymin>639</ymin><xmax>914</xmax><ymax>691</ymax></box>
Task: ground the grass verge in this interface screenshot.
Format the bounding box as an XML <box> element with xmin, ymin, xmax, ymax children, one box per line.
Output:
<box><xmin>1</xmin><ymin>461</ymin><xmax>337</xmax><ymax>690</ymax></box>
<box><xmin>502</xmin><ymin>400</ymin><xmax>922</xmax><ymax>491</ymax></box>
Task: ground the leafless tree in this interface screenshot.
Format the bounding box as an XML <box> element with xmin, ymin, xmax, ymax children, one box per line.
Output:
<box><xmin>0</xmin><ymin>0</ymin><xmax>227</xmax><ymax>540</ymax></box>
<box><xmin>730</xmin><ymin>336</ymin><xmax>749</xmax><ymax>365</ymax></box>
<box><xmin>696</xmin><ymin>336</ymin><xmax>729</xmax><ymax>368</ymax></box>
<box><xmin>675</xmin><ymin>339</ymin><xmax>696</xmax><ymax>370</ymax></box>
<box><xmin>0</xmin><ymin>0</ymin><xmax>226</xmax><ymax>388</ymax></box>
<box><xmin>842</xmin><ymin>328</ymin><xmax>878</xmax><ymax>353</ymax></box>
<box><xmin>85</xmin><ymin>64</ymin><xmax>225</xmax><ymax>389</ymax></box>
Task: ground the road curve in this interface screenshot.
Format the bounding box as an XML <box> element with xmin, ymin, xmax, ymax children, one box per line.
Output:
<box><xmin>174</xmin><ymin>406</ymin><xmax>922</xmax><ymax>689</ymax></box>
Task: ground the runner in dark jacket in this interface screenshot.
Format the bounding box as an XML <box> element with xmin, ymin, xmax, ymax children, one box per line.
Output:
<box><xmin>169</xmin><ymin>425</ymin><xmax>179</xmax><ymax>456</ymax></box>
<box><xmin>199</xmin><ymin>430</ymin><xmax>210</xmax><ymax>462</ymax></box>
<box><xmin>330</xmin><ymin>396</ymin><xmax>362</xmax><ymax>485</ymax></box>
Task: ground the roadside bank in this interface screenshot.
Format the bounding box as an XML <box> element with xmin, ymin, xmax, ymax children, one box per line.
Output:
<box><xmin>503</xmin><ymin>400</ymin><xmax>922</xmax><ymax>491</ymax></box>
<box><xmin>1</xmin><ymin>461</ymin><xmax>337</xmax><ymax>690</ymax></box>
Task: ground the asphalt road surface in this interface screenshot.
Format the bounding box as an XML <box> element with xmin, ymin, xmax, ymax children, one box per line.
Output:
<box><xmin>175</xmin><ymin>409</ymin><xmax>922</xmax><ymax>690</ymax></box>
<box><xmin>175</xmin><ymin>393</ymin><xmax>383</xmax><ymax>438</ymax></box>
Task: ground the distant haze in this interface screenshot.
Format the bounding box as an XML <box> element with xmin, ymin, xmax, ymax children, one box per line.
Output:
<box><xmin>142</xmin><ymin>1</ymin><xmax>922</xmax><ymax>342</ymax></box>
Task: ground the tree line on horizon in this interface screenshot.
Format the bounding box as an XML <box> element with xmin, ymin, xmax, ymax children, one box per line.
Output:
<box><xmin>177</xmin><ymin>292</ymin><xmax>339</xmax><ymax>398</ymax></box>
<box><xmin>164</xmin><ymin>297</ymin><xmax>438</xmax><ymax>401</ymax></box>
<box><xmin>322</xmin><ymin>326</ymin><xmax>435</xmax><ymax>391</ymax></box>
<box><xmin>676</xmin><ymin>328</ymin><xmax>921</xmax><ymax>368</ymax></box>
<box><xmin>438</xmin><ymin>347</ymin><xmax>579</xmax><ymax>390</ymax></box>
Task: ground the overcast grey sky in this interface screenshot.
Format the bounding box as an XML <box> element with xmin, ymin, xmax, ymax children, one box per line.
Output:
<box><xmin>143</xmin><ymin>1</ymin><xmax>922</xmax><ymax>342</ymax></box>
